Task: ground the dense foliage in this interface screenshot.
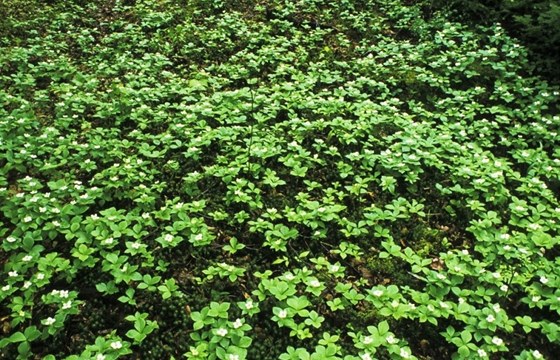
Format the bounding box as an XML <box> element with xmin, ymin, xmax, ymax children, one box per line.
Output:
<box><xmin>428</xmin><ymin>0</ymin><xmax>560</xmax><ymax>82</ymax></box>
<box><xmin>1</xmin><ymin>0</ymin><xmax>559</xmax><ymax>359</ymax></box>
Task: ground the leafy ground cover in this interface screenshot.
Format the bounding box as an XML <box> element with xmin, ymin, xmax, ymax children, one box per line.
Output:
<box><xmin>1</xmin><ymin>0</ymin><xmax>559</xmax><ymax>359</ymax></box>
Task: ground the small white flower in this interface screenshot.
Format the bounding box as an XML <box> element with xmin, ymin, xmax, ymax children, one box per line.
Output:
<box><xmin>532</xmin><ymin>350</ymin><xmax>543</xmax><ymax>359</ymax></box>
<box><xmin>492</xmin><ymin>272</ymin><xmax>501</xmax><ymax>279</ymax></box>
<box><xmin>104</xmin><ymin>237</ymin><xmax>114</xmax><ymax>245</ymax></box>
<box><xmin>2</xmin><ymin>285</ymin><xmax>10</xmax><ymax>291</ymax></box>
<box><xmin>540</xmin><ymin>276</ymin><xmax>549</xmax><ymax>284</ymax></box>
<box><xmin>62</xmin><ymin>301</ymin><xmax>72</xmax><ymax>309</ymax></box>
<box><xmin>245</xmin><ymin>300</ymin><xmax>254</xmax><ymax>310</ymax></box>
<box><xmin>6</xmin><ymin>236</ymin><xmax>16</xmax><ymax>243</ymax></box>
<box><xmin>23</xmin><ymin>281</ymin><xmax>32</xmax><ymax>289</ymax></box>
<box><xmin>329</xmin><ymin>264</ymin><xmax>340</xmax><ymax>272</ymax></box>
<box><xmin>142</xmin><ymin>212</ymin><xmax>150</xmax><ymax>219</ymax></box>
<box><xmin>96</xmin><ymin>354</ymin><xmax>106</xmax><ymax>360</ymax></box>
<box><xmin>436</xmin><ymin>273</ymin><xmax>446</xmax><ymax>280</ymax></box>
<box><xmin>278</xmin><ymin>309</ymin><xmax>288</xmax><ymax>319</ymax></box>
<box><xmin>491</xmin><ymin>337</ymin><xmax>503</xmax><ymax>346</ymax></box>
<box><xmin>528</xmin><ymin>223</ymin><xmax>541</xmax><ymax>231</ymax></box>
<box><xmin>216</xmin><ymin>328</ymin><xmax>228</xmax><ymax>337</ymax></box>
<box><xmin>110</xmin><ymin>341</ymin><xmax>122</xmax><ymax>349</ymax></box>
<box><xmin>22</xmin><ymin>255</ymin><xmax>32</xmax><ymax>262</ymax></box>
<box><xmin>8</xmin><ymin>271</ymin><xmax>18</xmax><ymax>277</ymax></box>
<box><xmin>386</xmin><ymin>334</ymin><xmax>398</xmax><ymax>344</ymax></box>
<box><xmin>363</xmin><ymin>336</ymin><xmax>373</xmax><ymax>344</ymax></box>
<box><xmin>164</xmin><ymin>234</ymin><xmax>174</xmax><ymax>242</ymax></box>
<box><xmin>532</xmin><ymin>295</ymin><xmax>541</xmax><ymax>302</ymax></box>
<box><xmin>131</xmin><ymin>242</ymin><xmax>141</xmax><ymax>249</ymax></box>
<box><xmin>400</xmin><ymin>348</ymin><xmax>411</xmax><ymax>358</ymax></box>
<box><xmin>486</xmin><ymin>314</ymin><xmax>495</xmax><ymax>323</ymax></box>
<box><xmin>232</xmin><ymin>318</ymin><xmax>243</xmax><ymax>329</ymax></box>
<box><xmin>477</xmin><ymin>349</ymin><xmax>487</xmax><ymax>357</ymax></box>
<box><xmin>228</xmin><ymin>355</ymin><xmax>239</xmax><ymax>360</ymax></box>
<box><xmin>500</xmin><ymin>234</ymin><xmax>510</xmax><ymax>240</ymax></box>
<box><xmin>194</xmin><ymin>233</ymin><xmax>203</xmax><ymax>241</ymax></box>
<box><xmin>91</xmin><ymin>214</ymin><xmax>99</xmax><ymax>220</ymax></box>
<box><xmin>59</xmin><ymin>290</ymin><xmax>69</xmax><ymax>298</ymax></box>
<box><xmin>284</xmin><ymin>273</ymin><xmax>295</xmax><ymax>281</ymax></box>
<box><xmin>308</xmin><ymin>279</ymin><xmax>321</xmax><ymax>287</ymax></box>
<box><xmin>500</xmin><ymin>284</ymin><xmax>508</xmax><ymax>292</ymax></box>
<box><xmin>361</xmin><ymin>353</ymin><xmax>373</xmax><ymax>360</ymax></box>
<box><xmin>372</xmin><ymin>289</ymin><xmax>384</xmax><ymax>297</ymax></box>
<box><xmin>44</xmin><ymin>317</ymin><xmax>56</xmax><ymax>326</ymax></box>
<box><xmin>36</xmin><ymin>273</ymin><xmax>45</xmax><ymax>280</ymax></box>
<box><xmin>24</xmin><ymin>216</ymin><xmax>33</xmax><ymax>223</ymax></box>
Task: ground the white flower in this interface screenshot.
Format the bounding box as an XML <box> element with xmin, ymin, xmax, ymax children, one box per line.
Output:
<box><xmin>24</xmin><ymin>216</ymin><xmax>33</xmax><ymax>223</ymax></box>
<box><xmin>400</xmin><ymin>348</ymin><xmax>411</xmax><ymax>358</ymax></box>
<box><xmin>361</xmin><ymin>353</ymin><xmax>373</xmax><ymax>360</ymax></box>
<box><xmin>386</xmin><ymin>334</ymin><xmax>398</xmax><ymax>344</ymax></box>
<box><xmin>363</xmin><ymin>336</ymin><xmax>373</xmax><ymax>344</ymax></box>
<box><xmin>232</xmin><ymin>318</ymin><xmax>243</xmax><ymax>329</ymax></box>
<box><xmin>500</xmin><ymin>284</ymin><xmax>508</xmax><ymax>292</ymax></box>
<box><xmin>372</xmin><ymin>289</ymin><xmax>384</xmax><ymax>297</ymax></box>
<box><xmin>194</xmin><ymin>233</ymin><xmax>203</xmax><ymax>241</ymax></box>
<box><xmin>164</xmin><ymin>234</ymin><xmax>174</xmax><ymax>242</ymax></box>
<box><xmin>6</xmin><ymin>236</ymin><xmax>16</xmax><ymax>243</ymax></box>
<box><xmin>284</xmin><ymin>273</ymin><xmax>295</xmax><ymax>281</ymax></box>
<box><xmin>110</xmin><ymin>341</ymin><xmax>122</xmax><ymax>349</ymax></box>
<box><xmin>36</xmin><ymin>273</ymin><xmax>45</xmax><ymax>280</ymax></box>
<box><xmin>2</xmin><ymin>285</ymin><xmax>10</xmax><ymax>291</ymax></box>
<box><xmin>22</xmin><ymin>255</ymin><xmax>32</xmax><ymax>262</ymax></box>
<box><xmin>62</xmin><ymin>301</ymin><xmax>72</xmax><ymax>309</ymax></box>
<box><xmin>308</xmin><ymin>279</ymin><xmax>321</xmax><ymax>287</ymax></box>
<box><xmin>59</xmin><ymin>290</ymin><xmax>69</xmax><ymax>298</ymax></box>
<box><xmin>44</xmin><ymin>317</ymin><xmax>56</xmax><ymax>326</ymax></box>
<box><xmin>540</xmin><ymin>276</ymin><xmax>549</xmax><ymax>284</ymax></box>
<box><xmin>245</xmin><ymin>300</ymin><xmax>254</xmax><ymax>310</ymax></box>
<box><xmin>278</xmin><ymin>309</ymin><xmax>288</xmax><ymax>319</ymax></box>
<box><xmin>477</xmin><ymin>349</ymin><xmax>487</xmax><ymax>357</ymax></box>
<box><xmin>104</xmin><ymin>237</ymin><xmax>114</xmax><ymax>245</ymax></box>
<box><xmin>216</xmin><ymin>328</ymin><xmax>228</xmax><ymax>337</ymax></box>
<box><xmin>532</xmin><ymin>350</ymin><xmax>543</xmax><ymax>359</ymax></box>
<box><xmin>486</xmin><ymin>314</ymin><xmax>495</xmax><ymax>323</ymax></box>
<box><xmin>528</xmin><ymin>223</ymin><xmax>541</xmax><ymax>231</ymax></box>
<box><xmin>131</xmin><ymin>242</ymin><xmax>141</xmax><ymax>249</ymax></box>
<box><xmin>142</xmin><ymin>212</ymin><xmax>150</xmax><ymax>219</ymax></box>
<box><xmin>96</xmin><ymin>354</ymin><xmax>106</xmax><ymax>360</ymax></box>
<box><xmin>23</xmin><ymin>281</ymin><xmax>31</xmax><ymax>289</ymax></box>
<box><xmin>491</xmin><ymin>337</ymin><xmax>503</xmax><ymax>346</ymax></box>
<box><xmin>532</xmin><ymin>295</ymin><xmax>541</xmax><ymax>302</ymax></box>
<box><xmin>492</xmin><ymin>272</ymin><xmax>501</xmax><ymax>279</ymax></box>
<box><xmin>436</xmin><ymin>273</ymin><xmax>446</xmax><ymax>280</ymax></box>
<box><xmin>8</xmin><ymin>271</ymin><xmax>18</xmax><ymax>277</ymax></box>
<box><xmin>228</xmin><ymin>355</ymin><xmax>239</xmax><ymax>360</ymax></box>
